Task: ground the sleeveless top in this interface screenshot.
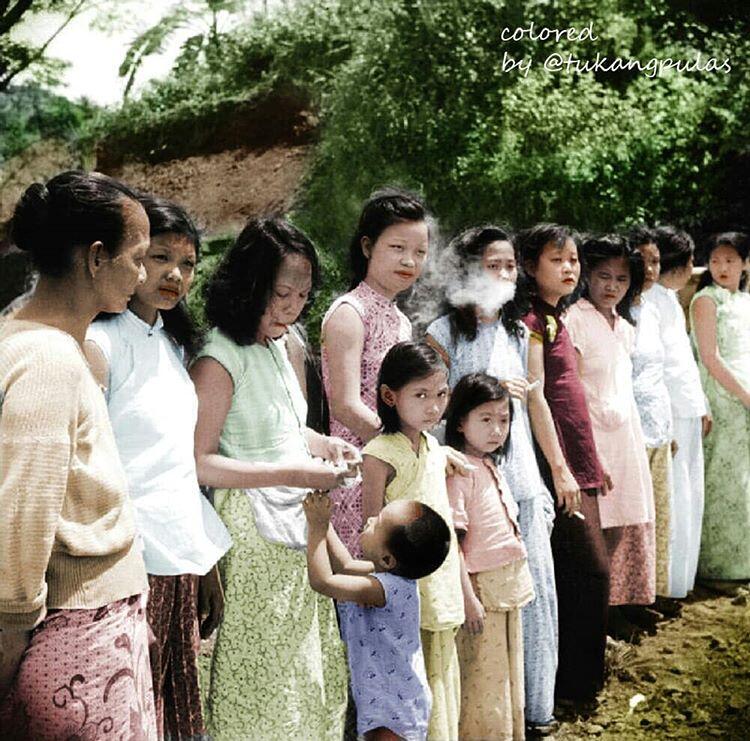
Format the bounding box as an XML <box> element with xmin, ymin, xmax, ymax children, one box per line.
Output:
<box><xmin>523</xmin><ymin>297</ymin><xmax>604</xmax><ymax>491</ymax></box>
<box><xmin>321</xmin><ymin>281</ymin><xmax>412</xmax><ymax>554</ymax></box>
<box><xmin>362</xmin><ymin>432</ymin><xmax>464</xmax><ymax>631</ymax></box>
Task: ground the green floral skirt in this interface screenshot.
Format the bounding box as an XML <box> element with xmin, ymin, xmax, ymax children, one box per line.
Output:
<box><xmin>206</xmin><ymin>490</ymin><xmax>348</xmax><ymax>740</ymax></box>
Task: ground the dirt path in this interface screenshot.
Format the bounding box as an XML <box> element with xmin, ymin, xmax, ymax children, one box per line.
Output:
<box><xmin>556</xmin><ymin>587</ymin><xmax>750</xmax><ymax>739</ymax></box>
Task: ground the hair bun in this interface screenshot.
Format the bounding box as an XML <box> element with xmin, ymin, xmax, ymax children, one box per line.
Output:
<box><xmin>11</xmin><ymin>182</ymin><xmax>50</xmax><ymax>254</ymax></box>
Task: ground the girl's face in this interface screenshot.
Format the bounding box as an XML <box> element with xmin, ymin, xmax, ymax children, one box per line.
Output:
<box><xmin>382</xmin><ymin>370</ymin><xmax>449</xmax><ymax>436</ymax></box>
<box><xmin>587</xmin><ymin>256</ymin><xmax>631</xmax><ymax>315</ymax></box>
<box><xmin>482</xmin><ymin>240</ymin><xmax>517</xmax><ymax>284</ymax></box>
<box><xmin>95</xmin><ymin>198</ymin><xmax>149</xmax><ymax>313</ymax></box>
<box><xmin>458</xmin><ymin>397</ymin><xmax>511</xmax><ymax>458</ymax></box>
<box><xmin>527</xmin><ymin>238</ymin><xmax>580</xmax><ymax>305</ymax></box>
<box><xmin>708</xmin><ymin>244</ymin><xmax>746</xmax><ymax>292</ymax></box>
<box><xmin>637</xmin><ymin>242</ymin><xmax>660</xmax><ymax>292</ymax></box>
<box><xmin>129</xmin><ymin>232</ymin><xmax>197</xmax><ymax>318</ymax></box>
<box><xmin>257</xmin><ymin>253</ymin><xmax>313</xmax><ymax>342</ymax></box>
<box><xmin>363</xmin><ymin>220</ymin><xmax>429</xmax><ymax>298</ymax></box>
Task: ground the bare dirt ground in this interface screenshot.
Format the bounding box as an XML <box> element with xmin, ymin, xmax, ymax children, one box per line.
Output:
<box><xmin>109</xmin><ymin>143</ymin><xmax>312</xmax><ymax>236</ymax></box>
<box><xmin>556</xmin><ymin>587</ymin><xmax>750</xmax><ymax>740</ymax></box>
<box><xmin>197</xmin><ymin>587</ymin><xmax>750</xmax><ymax>739</ymax></box>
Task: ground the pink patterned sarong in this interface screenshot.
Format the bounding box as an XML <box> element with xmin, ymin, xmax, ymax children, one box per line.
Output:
<box><xmin>0</xmin><ymin>593</ymin><xmax>156</xmax><ymax>740</ymax></box>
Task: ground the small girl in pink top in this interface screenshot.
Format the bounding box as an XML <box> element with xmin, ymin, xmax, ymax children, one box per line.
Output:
<box><xmin>445</xmin><ymin>373</ymin><xmax>534</xmax><ymax>741</ymax></box>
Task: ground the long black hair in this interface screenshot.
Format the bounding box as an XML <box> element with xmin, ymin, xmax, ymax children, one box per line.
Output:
<box><xmin>696</xmin><ymin>232</ymin><xmax>749</xmax><ymax>291</ymax></box>
<box><xmin>348</xmin><ymin>187</ymin><xmax>428</xmax><ymax>289</ymax></box>
<box><xmin>376</xmin><ymin>341</ymin><xmax>447</xmax><ymax>434</ymax></box>
<box><xmin>579</xmin><ymin>234</ymin><xmax>644</xmax><ymax>325</ymax></box>
<box><xmin>11</xmin><ymin>170</ymin><xmax>140</xmax><ymax>277</ymax></box>
<box><xmin>439</xmin><ymin>225</ymin><xmax>524</xmax><ymax>342</ymax></box>
<box><xmin>444</xmin><ymin>373</ymin><xmax>512</xmax><ymax>460</ymax></box>
<box><xmin>204</xmin><ymin>217</ymin><xmax>320</xmax><ymax>346</ymax></box>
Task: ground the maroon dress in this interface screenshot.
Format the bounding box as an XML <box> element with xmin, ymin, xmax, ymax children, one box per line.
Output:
<box><xmin>524</xmin><ymin>297</ymin><xmax>610</xmax><ymax>703</ymax></box>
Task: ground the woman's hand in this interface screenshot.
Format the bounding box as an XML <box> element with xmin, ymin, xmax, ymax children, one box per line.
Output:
<box><xmin>321</xmin><ymin>436</ymin><xmax>361</xmax><ymax>470</ymax></box>
<box><xmin>198</xmin><ymin>565</ymin><xmax>225</xmax><ymax>640</ymax></box>
<box><xmin>702</xmin><ymin>413</ymin><xmax>713</xmax><ymax>437</ymax></box>
<box><xmin>293</xmin><ymin>460</ymin><xmax>351</xmax><ymax>491</ymax></box>
<box><xmin>552</xmin><ymin>465</ymin><xmax>581</xmax><ymax>516</ymax></box>
<box><xmin>671</xmin><ymin>439</ymin><xmax>679</xmax><ymax>457</ymax></box>
<box><xmin>500</xmin><ymin>377</ymin><xmax>529</xmax><ymax>402</ymax></box>
<box><xmin>601</xmin><ymin>470</ymin><xmax>615</xmax><ymax>496</ymax></box>
<box><xmin>463</xmin><ymin>593</ymin><xmax>486</xmax><ymax>635</ymax></box>
<box><xmin>444</xmin><ymin>447</ymin><xmax>476</xmax><ymax>477</ymax></box>
<box><xmin>0</xmin><ymin>629</ymin><xmax>30</xmax><ymax>702</ymax></box>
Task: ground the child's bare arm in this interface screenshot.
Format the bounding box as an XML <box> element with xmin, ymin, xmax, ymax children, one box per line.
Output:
<box><xmin>326</xmin><ymin>525</ymin><xmax>377</xmax><ymax>576</ymax></box>
<box><xmin>456</xmin><ymin>538</ymin><xmax>484</xmax><ymax>635</ymax></box>
<box><xmin>361</xmin><ymin>454</ymin><xmax>391</xmax><ymax>521</ymax></box>
<box><xmin>304</xmin><ymin>493</ymin><xmax>386</xmax><ymax>606</ymax></box>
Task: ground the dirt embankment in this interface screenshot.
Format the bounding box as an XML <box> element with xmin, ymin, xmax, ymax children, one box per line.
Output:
<box><xmin>0</xmin><ymin>88</ymin><xmax>316</xmax><ymax>304</ymax></box>
<box><xmin>557</xmin><ymin>587</ymin><xmax>750</xmax><ymax>740</ymax></box>
<box><xmin>108</xmin><ymin>143</ymin><xmax>311</xmax><ymax>236</ymax></box>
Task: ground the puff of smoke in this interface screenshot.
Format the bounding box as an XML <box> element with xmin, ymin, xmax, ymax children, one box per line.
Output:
<box><xmin>403</xmin><ymin>233</ymin><xmax>516</xmax><ymax>335</ymax></box>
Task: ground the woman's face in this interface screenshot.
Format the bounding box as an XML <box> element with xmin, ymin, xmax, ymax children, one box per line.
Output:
<box><xmin>708</xmin><ymin>243</ymin><xmax>746</xmax><ymax>292</ymax></box>
<box><xmin>587</xmin><ymin>256</ymin><xmax>631</xmax><ymax>315</ymax></box>
<box><xmin>527</xmin><ymin>238</ymin><xmax>580</xmax><ymax>304</ymax></box>
<box><xmin>130</xmin><ymin>232</ymin><xmax>197</xmax><ymax>316</ymax></box>
<box><xmin>637</xmin><ymin>242</ymin><xmax>660</xmax><ymax>292</ymax></box>
<box><xmin>481</xmin><ymin>240</ymin><xmax>517</xmax><ymax>284</ymax></box>
<box><xmin>363</xmin><ymin>220</ymin><xmax>429</xmax><ymax>298</ymax></box>
<box><xmin>256</xmin><ymin>253</ymin><xmax>313</xmax><ymax>342</ymax></box>
<box><xmin>95</xmin><ymin>198</ymin><xmax>150</xmax><ymax>313</ymax></box>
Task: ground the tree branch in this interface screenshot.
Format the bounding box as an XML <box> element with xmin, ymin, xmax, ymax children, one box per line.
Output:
<box><xmin>0</xmin><ymin>0</ymin><xmax>89</xmax><ymax>90</ymax></box>
<box><xmin>0</xmin><ymin>0</ymin><xmax>35</xmax><ymax>37</ymax></box>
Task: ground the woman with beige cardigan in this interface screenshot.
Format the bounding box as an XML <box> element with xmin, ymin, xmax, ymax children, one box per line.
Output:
<box><xmin>0</xmin><ymin>171</ymin><xmax>157</xmax><ymax>738</ymax></box>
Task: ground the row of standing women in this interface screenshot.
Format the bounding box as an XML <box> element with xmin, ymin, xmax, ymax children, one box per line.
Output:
<box><xmin>0</xmin><ymin>172</ymin><xmax>748</xmax><ymax>741</ymax></box>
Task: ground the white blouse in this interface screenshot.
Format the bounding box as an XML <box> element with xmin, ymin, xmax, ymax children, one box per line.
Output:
<box><xmin>642</xmin><ymin>284</ymin><xmax>707</xmax><ymax>419</ymax></box>
<box><xmin>631</xmin><ymin>299</ymin><xmax>674</xmax><ymax>447</ymax></box>
<box><xmin>87</xmin><ymin>311</ymin><xmax>231</xmax><ymax>576</ymax></box>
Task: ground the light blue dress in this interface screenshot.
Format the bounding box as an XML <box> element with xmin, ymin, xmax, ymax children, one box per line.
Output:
<box><xmin>338</xmin><ymin>573</ymin><xmax>431</xmax><ymax>740</ymax></box>
<box><xmin>426</xmin><ymin>315</ymin><xmax>559</xmax><ymax>725</ymax></box>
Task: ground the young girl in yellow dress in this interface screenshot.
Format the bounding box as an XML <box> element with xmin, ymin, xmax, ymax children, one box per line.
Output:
<box><xmin>362</xmin><ymin>341</ymin><xmax>464</xmax><ymax>740</ymax></box>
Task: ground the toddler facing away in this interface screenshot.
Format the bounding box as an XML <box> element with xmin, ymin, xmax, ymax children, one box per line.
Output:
<box><xmin>303</xmin><ymin>491</ymin><xmax>450</xmax><ymax>741</ymax></box>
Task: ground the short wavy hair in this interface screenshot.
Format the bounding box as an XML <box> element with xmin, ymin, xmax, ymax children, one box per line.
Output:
<box><xmin>204</xmin><ymin>217</ymin><xmax>320</xmax><ymax>345</ymax></box>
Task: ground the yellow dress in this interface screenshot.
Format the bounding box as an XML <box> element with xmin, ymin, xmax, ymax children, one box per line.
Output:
<box><xmin>362</xmin><ymin>432</ymin><xmax>464</xmax><ymax>740</ymax></box>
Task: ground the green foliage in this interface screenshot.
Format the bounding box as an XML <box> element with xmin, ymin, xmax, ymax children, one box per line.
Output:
<box><xmin>118</xmin><ymin>0</ymin><xmax>246</xmax><ymax>99</ymax></box>
<box><xmin>295</xmin><ymin>0</ymin><xmax>750</xmax><ymax>259</ymax></box>
<box><xmin>0</xmin><ymin>84</ymin><xmax>97</xmax><ymax>164</ymax></box>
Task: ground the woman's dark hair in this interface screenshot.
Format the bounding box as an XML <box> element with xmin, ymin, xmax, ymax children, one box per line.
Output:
<box><xmin>440</xmin><ymin>225</ymin><xmax>524</xmax><ymax>342</ymax></box>
<box><xmin>348</xmin><ymin>187</ymin><xmax>428</xmax><ymax>289</ymax></box>
<box><xmin>515</xmin><ymin>223</ymin><xmax>577</xmax><ymax>312</ymax></box>
<box><xmin>204</xmin><ymin>217</ymin><xmax>320</xmax><ymax>346</ymax></box>
<box><xmin>10</xmin><ymin>170</ymin><xmax>140</xmax><ymax>277</ymax></box>
<box><xmin>654</xmin><ymin>225</ymin><xmax>694</xmax><ymax>274</ymax></box>
<box><xmin>628</xmin><ymin>225</ymin><xmax>657</xmax><ymax>250</ymax></box>
<box><xmin>696</xmin><ymin>231</ymin><xmax>749</xmax><ymax>291</ymax></box>
<box><xmin>386</xmin><ymin>502</ymin><xmax>451</xmax><ymax>579</ymax></box>
<box><xmin>579</xmin><ymin>234</ymin><xmax>645</xmax><ymax>325</ymax></box>
<box><xmin>141</xmin><ymin>194</ymin><xmax>202</xmax><ymax>357</ymax></box>
<box><xmin>444</xmin><ymin>373</ymin><xmax>512</xmax><ymax>459</ymax></box>
<box><xmin>376</xmin><ymin>341</ymin><xmax>447</xmax><ymax>434</ymax></box>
